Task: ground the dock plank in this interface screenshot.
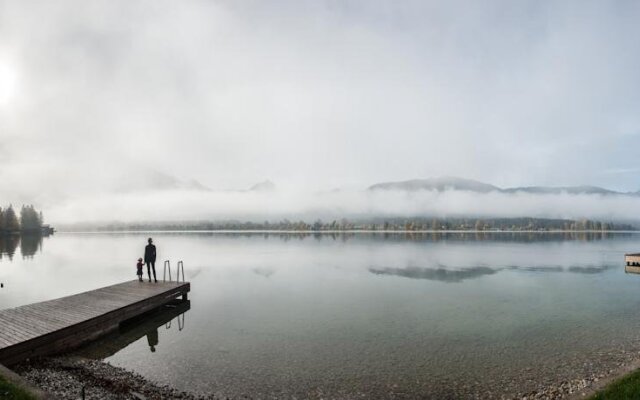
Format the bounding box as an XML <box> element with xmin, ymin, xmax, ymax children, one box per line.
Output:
<box><xmin>0</xmin><ymin>313</ymin><xmax>50</xmax><ymax>337</ymax></box>
<box><xmin>5</xmin><ymin>306</ymin><xmax>77</xmax><ymax>330</ymax></box>
<box><xmin>0</xmin><ymin>280</ymin><xmax>190</xmax><ymax>365</ymax></box>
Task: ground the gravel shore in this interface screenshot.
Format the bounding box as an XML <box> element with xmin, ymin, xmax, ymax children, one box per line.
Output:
<box><xmin>14</xmin><ymin>357</ymin><xmax>217</xmax><ymax>400</ymax></box>
<box><xmin>12</xmin><ymin>351</ymin><xmax>640</xmax><ymax>400</ymax></box>
<box><xmin>510</xmin><ymin>349</ymin><xmax>640</xmax><ymax>400</ymax></box>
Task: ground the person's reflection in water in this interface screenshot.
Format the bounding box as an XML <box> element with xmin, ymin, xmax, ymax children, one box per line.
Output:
<box><xmin>146</xmin><ymin>328</ymin><xmax>159</xmax><ymax>353</ymax></box>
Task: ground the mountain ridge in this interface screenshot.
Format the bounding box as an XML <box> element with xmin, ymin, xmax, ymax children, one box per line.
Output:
<box><xmin>368</xmin><ymin>176</ymin><xmax>632</xmax><ymax>196</ymax></box>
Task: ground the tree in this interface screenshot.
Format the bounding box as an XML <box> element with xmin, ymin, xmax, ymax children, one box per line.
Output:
<box><xmin>20</xmin><ymin>205</ymin><xmax>41</xmax><ymax>232</ymax></box>
<box><xmin>3</xmin><ymin>205</ymin><xmax>20</xmax><ymax>232</ymax></box>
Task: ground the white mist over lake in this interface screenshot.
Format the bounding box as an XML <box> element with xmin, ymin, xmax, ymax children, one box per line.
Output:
<box><xmin>47</xmin><ymin>188</ymin><xmax>640</xmax><ymax>224</ymax></box>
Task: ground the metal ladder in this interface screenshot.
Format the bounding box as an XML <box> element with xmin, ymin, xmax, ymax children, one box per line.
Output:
<box><xmin>163</xmin><ymin>260</ymin><xmax>186</xmax><ymax>283</ymax></box>
<box><xmin>176</xmin><ymin>261</ymin><xmax>185</xmax><ymax>283</ymax></box>
<box><xmin>163</xmin><ymin>260</ymin><xmax>172</xmax><ymax>282</ymax></box>
<box><xmin>163</xmin><ymin>259</ymin><xmax>187</xmax><ymax>331</ymax></box>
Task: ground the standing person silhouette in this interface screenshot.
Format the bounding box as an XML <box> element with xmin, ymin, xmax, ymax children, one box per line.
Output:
<box><xmin>145</xmin><ymin>238</ymin><xmax>157</xmax><ymax>283</ymax></box>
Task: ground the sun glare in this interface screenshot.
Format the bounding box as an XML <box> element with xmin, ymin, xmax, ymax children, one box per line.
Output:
<box><xmin>0</xmin><ymin>62</ymin><xmax>18</xmax><ymax>106</ymax></box>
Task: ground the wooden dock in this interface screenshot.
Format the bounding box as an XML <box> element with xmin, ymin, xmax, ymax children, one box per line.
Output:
<box><xmin>626</xmin><ymin>253</ymin><xmax>640</xmax><ymax>266</ymax></box>
<box><xmin>0</xmin><ymin>280</ymin><xmax>190</xmax><ymax>365</ymax></box>
<box><xmin>625</xmin><ymin>253</ymin><xmax>640</xmax><ymax>273</ymax></box>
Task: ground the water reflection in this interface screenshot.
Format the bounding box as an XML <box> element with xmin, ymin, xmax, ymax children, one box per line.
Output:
<box><xmin>371</xmin><ymin>231</ymin><xmax>627</xmax><ymax>243</ymax></box>
<box><xmin>252</xmin><ymin>267</ymin><xmax>275</xmax><ymax>278</ymax></box>
<box><xmin>147</xmin><ymin>328</ymin><xmax>158</xmax><ymax>353</ymax></box>
<box><xmin>521</xmin><ymin>266</ymin><xmax>564</xmax><ymax>272</ymax></box>
<box><xmin>0</xmin><ymin>235</ymin><xmax>19</xmax><ymax>260</ymax></box>
<box><xmin>3</xmin><ymin>231</ymin><xmax>639</xmax><ymax>399</ymax></box>
<box><xmin>567</xmin><ymin>265</ymin><xmax>615</xmax><ymax>274</ymax></box>
<box><xmin>19</xmin><ymin>235</ymin><xmax>42</xmax><ymax>259</ymax></box>
<box><xmin>74</xmin><ymin>300</ymin><xmax>190</xmax><ymax>359</ymax></box>
<box><xmin>130</xmin><ymin>230</ymin><xmax>633</xmax><ymax>244</ymax></box>
<box><xmin>0</xmin><ymin>234</ymin><xmax>42</xmax><ymax>260</ymax></box>
<box><xmin>370</xmin><ymin>263</ymin><xmax>617</xmax><ymax>282</ymax></box>
<box><xmin>0</xmin><ymin>231</ymin><xmax>629</xmax><ymax>262</ymax></box>
<box><xmin>369</xmin><ymin>266</ymin><xmax>499</xmax><ymax>282</ymax></box>
<box><xmin>625</xmin><ymin>264</ymin><xmax>640</xmax><ymax>274</ymax></box>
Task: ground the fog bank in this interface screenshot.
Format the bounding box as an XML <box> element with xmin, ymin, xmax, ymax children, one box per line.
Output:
<box><xmin>48</xmin><ymin>189</ymin><xmax>640</xmax><ymax>224</ymax></box>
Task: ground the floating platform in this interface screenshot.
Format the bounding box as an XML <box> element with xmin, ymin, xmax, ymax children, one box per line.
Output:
<box><xmin>0</xmin><ymin>280</ymin><xmax>190</xmax><ymax>365</ymax></box>
<box><xmin>625</xmin><ymin>253</ymin><xmax>640</xmax><ymax>273</ymax></box>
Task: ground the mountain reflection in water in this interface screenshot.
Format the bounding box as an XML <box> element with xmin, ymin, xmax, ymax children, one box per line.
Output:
<box><xmin>567</xmin><ymin>265</ymin><xmax>615</xmax><ymax>274</ymax></box>
<box><xmin>369</xmin><ymin>266</ymin><xmax>498</xmax><ymax>282</ymax></box>
<box><xmin>370</xmin><ymin>263</ymin><xmax>616</xmax><ymax>282</ymax></box>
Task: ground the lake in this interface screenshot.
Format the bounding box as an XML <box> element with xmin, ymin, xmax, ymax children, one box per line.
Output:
<box><xmin>2</xmin><ymin>232</ymin><xmax>640</xmax><ymax>398</ymax></box>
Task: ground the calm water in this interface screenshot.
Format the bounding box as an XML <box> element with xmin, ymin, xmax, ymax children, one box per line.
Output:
<box><xmin>2</xmin><ymin>232</ymin><xmax>640</xmax><ymax>398</ymax></box>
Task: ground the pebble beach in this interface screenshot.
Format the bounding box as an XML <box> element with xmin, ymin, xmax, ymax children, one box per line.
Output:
<box><xmin>11</xmin><ymin>351</ymin><xmax>640</xmax><ymax>400</ymax></box>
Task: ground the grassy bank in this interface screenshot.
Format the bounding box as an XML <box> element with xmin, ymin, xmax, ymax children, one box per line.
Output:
<box><xmin>0</xmin><ymin>375</ymin><xmax>37</xmax><ymax>400</ymax></box>
<box><xmin>590</xmin><ymin>368</ymin><xmax>640</xmax><ymax>399</ymax></box>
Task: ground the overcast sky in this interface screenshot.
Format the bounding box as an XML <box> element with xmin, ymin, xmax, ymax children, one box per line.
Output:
<box><xmin>1</xmin><ymin>1</ymin><xmax>640</xmax><ymax>222</ymax></box>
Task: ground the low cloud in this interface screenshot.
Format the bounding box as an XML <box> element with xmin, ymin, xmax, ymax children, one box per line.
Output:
<box><xmin>48</xmin><ymin>188</ymin><xmax>640</xmax><ymax>224</ymax></box>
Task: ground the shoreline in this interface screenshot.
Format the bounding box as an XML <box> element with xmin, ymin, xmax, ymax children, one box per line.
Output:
<box><xmin>53</xmin><ymin>229</ymin><xmax>640</xmax><ymax>234</ymax></box>
<box><xmin>10</xmin><ymin>351</ymin><xmax>640</xmax><ymax>400</ymax></box>
<box><xmin>567</xmin><ymin>358</ymin><xmax>640</xmax><ymax>400</ymax></box>
<box><xmin>14</xmin><ymin>357</ymin><xmax>215</xmax><ymax>400</ymax></box>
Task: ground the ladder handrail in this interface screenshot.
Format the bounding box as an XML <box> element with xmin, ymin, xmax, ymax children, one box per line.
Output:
<box><xmin>163</xmin><ymin>260</ymin><xmax>172</xmax><ymax>282</ymax></box>
<box><xmin>176</xmin><ymin>261</ymin><xmax>185</xmax><ymax>284</ymax></box>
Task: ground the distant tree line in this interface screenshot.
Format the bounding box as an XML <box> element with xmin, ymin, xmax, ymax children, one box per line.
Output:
<box><xmin>86</xmin><ymin>217</ymin><xmax>636</xmax><ymax>232</ymax></box>
<box><xmin>0</xmin><ymin>205</ymin><xmax>45</xmax><ymax>234</ymax></box>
